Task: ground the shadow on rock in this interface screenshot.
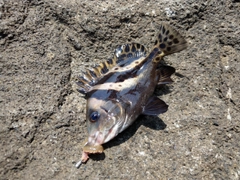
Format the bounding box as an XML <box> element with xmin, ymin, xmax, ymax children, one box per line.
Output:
<box><xmin>105</xmin><ymin>115</ymin><xmax>167</xmax><ymax>151</ymax></box>
<box><xmin>88</xmin><ymin>152</ymin><xmax>106</xmax><ymax>162</ymax></box>
<box><xmin>89</xmin><ymin>115</ymin><xmax>167</xmax><ymax>162</ymax></box>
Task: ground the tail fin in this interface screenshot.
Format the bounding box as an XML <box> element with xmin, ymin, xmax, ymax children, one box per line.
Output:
<box><xmin>153</xmin><ymin>23</ymin><xmax>187</xmax><ymax>59</ymax></box>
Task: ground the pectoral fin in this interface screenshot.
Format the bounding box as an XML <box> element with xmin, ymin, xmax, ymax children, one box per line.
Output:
<box><xmin>143</xmin><ymin>96</ymin><xmax>168</xmax><ymax>116</ymax></box>
<box><xmin>157</xmin><ymin>66</ymin><xmax>175</xmax><ymax>85</ymax></box>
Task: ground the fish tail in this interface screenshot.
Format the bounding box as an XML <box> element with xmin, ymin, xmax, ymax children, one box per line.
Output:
<box><xmin>152</xmin><ymin>23</ymin><xmax>187</xmax><ymax>61</ymax></box>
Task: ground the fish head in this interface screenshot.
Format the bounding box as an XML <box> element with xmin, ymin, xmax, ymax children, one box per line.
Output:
<box><xmin>83</xmin><ymin>97</ymin><xmax>126</xmax><ymax>153</ymax></box>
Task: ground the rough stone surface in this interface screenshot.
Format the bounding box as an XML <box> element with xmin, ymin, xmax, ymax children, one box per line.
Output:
<box><xmin>0</xmin><ymin>0</ymin><xmax>239</xmax><ymax>179</ymax></box>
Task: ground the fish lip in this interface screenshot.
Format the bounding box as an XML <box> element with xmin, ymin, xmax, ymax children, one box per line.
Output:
<box><xmin>88</xmin><ymin>131</ymin><xmax>103</xmax><ymax>145</ymax></box>
<box><xmin>87</xmin><ymin>123</ymin><xmax>119</xmax><ymax>146</ymax></box>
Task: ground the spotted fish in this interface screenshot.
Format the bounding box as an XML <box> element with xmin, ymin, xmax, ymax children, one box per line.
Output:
<box><xmin>76</xmin><ymin>23</ymin><xmax>187</xmax><ymax>167</ymax></box>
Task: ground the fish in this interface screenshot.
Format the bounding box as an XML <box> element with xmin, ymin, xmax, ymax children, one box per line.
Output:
<box><xmin>75</xmin><ymin>23</ymin><xmax>187</xmax><ymax>167</ymax></box>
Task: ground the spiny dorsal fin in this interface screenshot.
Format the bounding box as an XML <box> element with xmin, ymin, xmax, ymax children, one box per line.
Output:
<box><xmin>77</xmin><ymin>58</ymin><xmax>113</xmax><ymax>95</ymax></box>
<box><xmin>77</xmin><ymin>43</ymin><xmax>147</xmax><ymax>95</ymax></box>
<box><xmin>153</xmin><ymin>23</ymin><xmax>188</xmax><ymax>62</ymax></box>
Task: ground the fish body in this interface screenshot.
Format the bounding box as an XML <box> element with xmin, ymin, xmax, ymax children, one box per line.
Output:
<box><xmin>76</xmin><ymin>23</ymin><xmax>187</xmax><ymax>165</ymax></box>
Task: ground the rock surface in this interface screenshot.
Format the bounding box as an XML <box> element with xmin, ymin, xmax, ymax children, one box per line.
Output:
<box><xmin>0</xmin><ymin>0</ymin><xmax>239</xmax><ymax>179</ymax></box>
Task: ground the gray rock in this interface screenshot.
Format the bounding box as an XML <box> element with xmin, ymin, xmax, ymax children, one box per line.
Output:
<box><xmin>0</xmin><ymin>0</ymin><xmax>239</xmax><ymax>179</ymax></box>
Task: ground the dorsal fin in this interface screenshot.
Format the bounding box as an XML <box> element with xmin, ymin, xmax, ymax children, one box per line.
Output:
<box><xmin>113</xmin><ymin>43</ymin><xmax>147</xmax><ymax>64</ymax></box>
<box><xmin>77</xmin><ymin>43</ymin><xmax>147</xmax><ymax>95</ymax></box>
<box><xmin>76</xmin><ymin>59</ymin><xmax>114</xmax><ymax>95</ymax></box>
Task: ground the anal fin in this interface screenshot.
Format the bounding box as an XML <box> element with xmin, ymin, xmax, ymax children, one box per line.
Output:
<box><xmin>142</xmin><ymin>96</ymin><xmax>168</xmax><ymax>116</ymax></box>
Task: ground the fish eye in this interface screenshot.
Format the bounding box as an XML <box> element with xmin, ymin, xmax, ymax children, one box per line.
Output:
<box><xmin>90</xmin><ymin>111</ymin><xmax>100</xmax><ymax>122</ymax></box>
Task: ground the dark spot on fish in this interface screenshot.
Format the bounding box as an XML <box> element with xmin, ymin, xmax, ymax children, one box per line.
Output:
<box><xmin>167</xmin><ymin>47</ymin><xmax>171</xmax><ymax>51</ymax></box>
<box><xmin>120</xmin><ymin>54</ymin><xmax>126</xmax><ymax>59</ymax></box>
<box><xmin>153</xmin><ymin>47</ymin><xmax>159</xmax><ymax>52</ymax></box>
<box><xmin>107</xmin><ymin>58</ymin><xmax>113</xmax><ymax>64</ymax></box>
<box><xmin>166</xmin><ymin>30</ymin><xmax>169</xmax><ymax>35</ymax></box>
<box><xmin>154</xmin><ymin>40</ymin><xmax>158</xmax><ymax>45</ymax></box>
<box><xmin>173</xmin><ymin>38</ymin><xmax>179</xmax><ymax>44</ymax></box>
<box><xmin>89</xmin><ymin>70</ymin><xmax>97</xmax><ymax>78</ymax></box>
<box><xmin>135</xmin><ymin>61</ymin><xmax>139</xmax><ymax>64</ymax></box>
<box><xmin>101</xmin><ymin>63</ymin><xmax>108</xmax><ymax>74</ymax></box>
<box><xmin>154</xmin><ymin>47</ymin><xmax>160</xmax><ymax>53</ymax></box>
<box><xmin>158</xmin><ymin>34</ymin><xmax>162</xmax><ymax>42</ymax></box>
<box><xmin>127</xmin><ymin>88</ymin><xmax>138</xmax><ymax>96</ymax></box>
<box><xmin>148</xmin><ymin>48</ymin><xmax>159</xmax><ymax>59</ymax></box>
<box><xmin>125</xmin><ymin>44</ymin><xmax>130</xmax><ymax>52</ymax></box>
<box><xmin>159</xmin><ymin>43</ymin><xmax>166</xmax><ymax>49</ymax></box>
<box><xmin>127</xmin><ymin>53</ymin><xmax>133</xmax><ymax>58</ymax></box>
<box><xmin>94</xmin><ymin>72</ymin><xmax>114</xmax><ymax>85</ymax></box>
<box><xmin>155</xmin><ymin>57</ymin><xmax>160</xmax><ymax>61</ymax></box>
<box><xmin>140</xmin><ymin>45</ymin><xmax>145</xmax><ymax>53</ymax></box>
<box><xmin>164</xmin><ymin>37</ymin><xmax>168</xmax><ymax>42</ymax></box>
<box><xmin>118</xmin><ymin>84</ymin><xmax>122</xmax><ymax>87</ymax></box>
<box><xmin>76</xmin><ymin>79</ymin><xmax>84</xmax><ymax>86</ymax></box>
<box><xmin>168</xmin><ymin>42</ymin><xmax>173</xmax><ymax>46</ymax></box>
<box><xmin>131</xmin><ymin>44</ymin><xmax>136</xmax><ymax>52</ymax></box>
<box><xmin>116</xmin><ymin>74</ymin><xmax>129</xmax><ymax>82</ymax></box>
<box><xmin>169</xmin><ymin>35</ymin><xmax>174</xmax><ymax>39</ymax></box>
<box><xmin>114</xmin><ymin>67</ymin><xmax>119</xmax><ymax>71</ymax></box>
<box><xmin>109</xmin><ymin>84</ymin><xmax>113</xmax><ymax>87</ymax></box>
<box><xmin>162</xmin><ymin>26</ymin><xmax>166</xmax><ymax>34</ymax></box>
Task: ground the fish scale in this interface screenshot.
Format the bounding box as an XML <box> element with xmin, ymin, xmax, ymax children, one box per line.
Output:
<box><xmin>75</xmin><ymin>23</ymin><xmax>188</xmax><ymax>167</ymax></box>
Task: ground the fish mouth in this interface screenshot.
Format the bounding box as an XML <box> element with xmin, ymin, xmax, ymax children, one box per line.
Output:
<box><xmin>88</xmin><ymin>131</ymin><xmax>105</xmax><ymax>145</ymax></box>
<box><xmin>84</xmin><ymin>123</ymin><xmax>120</xmax><ymax>153</ymax></box>
<box><xmin>80</xmin><ymin>124</ymin><xmax>120</xmax><ymax>165</ymax></box>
